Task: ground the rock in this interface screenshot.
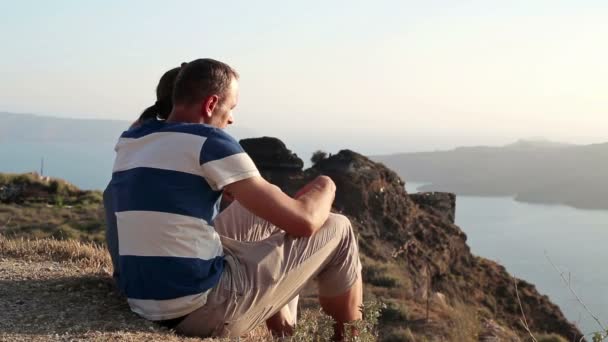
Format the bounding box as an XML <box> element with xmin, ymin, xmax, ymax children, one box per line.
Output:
<box><xmin>410</xmin><ymin>192</ymin><xmax>456</xmax><ymax>223</ymax></box>
<box><xmin>240</xmin><ymin>137</ymin><xmax>305</xmax><ymax>190</ymax></box>
<box><xmin>240</xmin><ymin>136</ymin><xmax>582</xmax><ymax>341</ymax></box>
<box><xmin>2</xmin><ymin>138</ymin><xmax>578</xmax><ymax>340</ymax></box>
<box><xmin>240</xmin><ymin>137</ymin><xmax>303</xmax><ymax>171</ymax></box>
<box><xmin>431</xmin><ymin>292</ymin><xmax>449</xmax><ymax>310</ymax></box>
<box><xmin>479</xmin><ymin>318</ymin><xmax>522</xmax><ymax>342</ymax></box>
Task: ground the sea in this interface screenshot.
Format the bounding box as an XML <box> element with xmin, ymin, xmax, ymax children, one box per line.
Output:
<box><xmin>1</xmin><ymin>142</ymin><xmax>606</xmax><ymax>336</ymax></box>
<box><xmin>407</xmin><ymin>182</ymin><xmax>608</xmax><ymax>337</ymax></box>
<box><xmin>0</xmin><ymin>142</ymin><xmax>115</xmax><ymax>190</ymax></box>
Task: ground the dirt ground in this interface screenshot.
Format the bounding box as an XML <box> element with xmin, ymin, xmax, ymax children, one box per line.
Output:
<box><xmin>0</xmin><ymin>236</ymin><xmax>276</xmax><ymax>341</ymax></box>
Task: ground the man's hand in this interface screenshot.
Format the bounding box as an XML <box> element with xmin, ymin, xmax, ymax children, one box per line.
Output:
<box><xmin>224</xmin><ymin>175</ymin><xmax>336</xmax><ymax>237</ymax></box>
<box><xmin>294</xmin><ymin>176</ymin><xmax>336</xmax><ymax>199</ymax></box>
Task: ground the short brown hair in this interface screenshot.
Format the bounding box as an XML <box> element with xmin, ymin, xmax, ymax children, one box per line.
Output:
<box><xmin>172</xmin><ymin>58</ymin><xmax>239</xmax><ymax>106</ymax></box>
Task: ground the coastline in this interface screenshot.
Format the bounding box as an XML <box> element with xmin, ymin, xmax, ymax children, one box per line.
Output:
<box><xmin>415</xmin><ymin>182</ymin><xmax>608</xmax><ymax>211</ymax></box>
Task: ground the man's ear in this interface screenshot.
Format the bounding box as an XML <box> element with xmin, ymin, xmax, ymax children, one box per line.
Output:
<box><xmin>201</xmin><ymin>95</ymin><xmax>220</xmax><ymax>119</ymax></box>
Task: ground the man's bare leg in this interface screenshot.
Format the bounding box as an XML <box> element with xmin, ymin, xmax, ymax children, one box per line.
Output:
<box><xmin>266</xmin><ymin>295</ymin><xmax>298</xmax><ymax>336</ymax></box>
<box><xmin>319</xmin><ymin>276</ymin><xmax>363</xmax><ymax>341</ymax></box>
<box><xmin>265</xmin><ymin>303</ymin><xmax>295</xmax><ymax>337</ymax></box>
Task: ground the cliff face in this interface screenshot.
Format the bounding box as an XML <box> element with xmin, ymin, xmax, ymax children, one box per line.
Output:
<box><xmin>241</xmin><ymin>137</ymin><xmax>582</xmax><ymax>341</ymax></box>
<box><xmin>409</xmin><ymin>192</ymin><xmax>456</xmax><ymax>224</ymax></box>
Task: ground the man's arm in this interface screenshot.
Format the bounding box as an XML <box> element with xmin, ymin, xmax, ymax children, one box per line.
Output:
<box><xmin>224</xmin><ymin>175</ymin><xmax>336</xmax><ymax>237</ymax></box>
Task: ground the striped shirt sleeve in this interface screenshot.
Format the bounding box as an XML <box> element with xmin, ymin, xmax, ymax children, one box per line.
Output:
<box><xmin>199</xmin><ymin>130</ymin><xmax>260</xmax><ymax>191</ymax></box>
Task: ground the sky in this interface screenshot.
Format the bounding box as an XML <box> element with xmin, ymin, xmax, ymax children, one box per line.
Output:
<box><xmin>1</xmin><ymin>0</ymin><xmax>607</xmax><ymax>154</ymax></box>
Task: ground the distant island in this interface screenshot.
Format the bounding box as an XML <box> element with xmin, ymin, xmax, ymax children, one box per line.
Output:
<box><xmin>371</xmin><ymin>139</ymin><xmax>608</xmax><ymax>210</ymax></box>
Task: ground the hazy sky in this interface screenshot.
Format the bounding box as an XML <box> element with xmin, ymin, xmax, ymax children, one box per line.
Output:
<box><xmin>1</xmin><ymin>0</ymin><xmax>607</xmax><ymax>154</ymax></box>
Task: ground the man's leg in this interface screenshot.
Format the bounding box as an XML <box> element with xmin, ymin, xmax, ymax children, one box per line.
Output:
<box><xmin>213</xmin><ymin>211</ymin><xmax>363</xmax><ymax>338</ymax></box>
<box><xmin>213</xmin><ymin>201</ymin><xmax>281</xmax><ymax>242</ymax></box>
<box><xmin>178</xmin><ymin>204</ymin><xmax>362</xmax><ymax>339</ymax></box>
<box><xmin>265</xmin><ymin>304</ymin><xmax>295</xmax><ymax>336</ymax></box>
<box><xmin>213</xmin><ymin>201</ymin><xmax>299</xmax><ymax>335</ymax></box>
<box><xmin>320</xmin><ymin>276</ymin><xmax>363</xmax><ymax>340</ymax></box>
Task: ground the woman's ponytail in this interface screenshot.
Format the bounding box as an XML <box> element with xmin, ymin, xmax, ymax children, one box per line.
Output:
<box><xmin>155</xmin><ymin>99</ymin><xmax>172</xmax><ymax>120</ymax></box>
<box><xmin>134</xmin><ymin>64</ymin><xmax>185</xmax><ymax>126</ymax></box>
<box><xmin>137</xmin><ymin>102</ymin><xmax>160</xmax><ymax>123</ymax></box>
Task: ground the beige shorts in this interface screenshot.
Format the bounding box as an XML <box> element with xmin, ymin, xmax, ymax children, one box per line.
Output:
<box><xmin>175</xmin><ymin>201</ymin><xmax>362</xmax><ymax>338</ymax></box>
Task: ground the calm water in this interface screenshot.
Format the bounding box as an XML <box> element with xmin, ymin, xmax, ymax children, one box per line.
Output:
<box><xmin>2</xmin><ymin>144</ymin><xmax>607</xmax><ymax>335</ymax></box>
<box><xmin>0</xmin><ymin>142</ymin><xmax>115</xmax><ymax>190</ymax></box>
<box><xmin>408</xmin><ymin>182</ymin><xmax>608</xmax><ymax>336</ymax></box>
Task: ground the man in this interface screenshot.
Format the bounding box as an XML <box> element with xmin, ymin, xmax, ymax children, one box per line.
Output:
<box><xmin>107</xmin><ymin>58</ymin><xmax>362</xmax><ymax>339</ymax></box>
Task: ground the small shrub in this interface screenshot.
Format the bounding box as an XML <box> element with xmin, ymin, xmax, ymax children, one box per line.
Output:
<box><xmin>49</xmin><ymin>180</ymin><xmax>72</xmax><ymax>197</ymax></box>
<box><xmin>290</xmin><ymin>300</ymin><xmax>385</xmax><ymax>342</ymax></box>
<box><xmin>535</xmin><ymin>333</ymin><xmax>569</xmax><ymax>342</ymax></box>
<box><xmin>75</xmin><ymin>220</ymin><xmax>103</xmax><ymax>234</ymax></box>
<box><xmin>49</xmin><ymin>180</ymin><xmax>60</xmax><ymax>193</ymax></box>
<box><xmin>344</xmin><ymin>300</ymin><xmax>385</xmax><ymax>341</ymax></box>
<box><xmin>13</xmin><ymin>174</ymin><xmax>36</xmax><ymax>185</ymax></box>
<box><xmin>446</xmin><ymin>302</ymin><xmax>481</xmax><ymax>342</ymax></box>
<box><xmin>382</xmin><ymin>327</ymin><xmax>416</xmax><ymax>342</ymax></box>
<box><xmin>363</xmin><ymin>264</ymin><xmax>400</xmax><ymax>288</ymax></box>
<box><xmin>52</xmin><ymin>224</ymin><xmax>79</xmax><ymax>240</ymax></box>
<box><xmin>80</xmin><ymin>191</ymin><xmax>103</xmax><ymax>205</ymax></box>
<box><xmin>311</xmin><ymin>150</ymin><xmax>328</xmax><ymax>165</ymax></box>
<box><xmin>482</xmin><ymin>295</ymin><xmax>498</xmax><ymax>316</ymax></box>
<box><xmin>289</xmin><ymin>308</ymin><xmax>334</xmax><ymax>342</ymax></box>
<box><xmin>593</xmin><ymin>332</ymin><xmax>608</xmax><ymax>342</ymax></box>
<box><xmin>379</xmin><ymin>300</ymin><xmax>409</xmax><ymax>323</ymax></box>
<box><xmin>54</xmin><ymin>195</ymin><xmax>64</xmax><ymax>207</ymax></box>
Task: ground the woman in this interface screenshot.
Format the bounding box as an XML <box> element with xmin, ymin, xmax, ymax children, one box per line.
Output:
<box><xmin>103</xmin><ymin>64</ymin><xmax>183</xmax><ymax>283</ymax></box>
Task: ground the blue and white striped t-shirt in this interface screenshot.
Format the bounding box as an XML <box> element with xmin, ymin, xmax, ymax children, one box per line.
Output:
<box><xmin>109</xmin><ymin>119</ymin><xmax>260</xmax><ymax>320</ymax></box>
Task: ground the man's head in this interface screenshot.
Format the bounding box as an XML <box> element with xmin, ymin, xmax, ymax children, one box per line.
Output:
<box><xmin>172</xmin><ymin>58</ymin><xmax>239</xmax><ymax>128</ymax></box>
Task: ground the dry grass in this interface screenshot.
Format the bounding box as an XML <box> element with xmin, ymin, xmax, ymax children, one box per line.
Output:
<box><xmin>1</xmin><ymin>172</ymin><xmax>106</xmax><ymax>243</ymax></box>
<box><xmin>0</xmin><ymin>203</ymin><xmax>106</xmax><ymax>243</ymax></box>
<box><xmin>0</xmin><ymin>234</ymin><xmax>111</xmax><ymax>269</ymax></box>
<box><xmin>0</xmin><ymin>234</ymin><xmax>391</xmax><ymax>342</ymax></box>
<box><xmin>445</xmin><ymin>302</ymin><xmax>482</xmax><ymax>342</ymax></box>
<box><xmin>0</xmin><ymin>234</ymin><xmax>279</xmax><ymax>341</ymax></box>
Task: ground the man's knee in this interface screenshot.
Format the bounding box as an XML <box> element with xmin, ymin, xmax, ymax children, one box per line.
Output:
<box><xmin>323</xmin><ymin>213</ymin><xmax>359</xmax><ymax>253</ymax></box>
<box><xmin>325</xmin><ymin>213</ymin><xmax>354</xmax><ymax>237</ymax></box>
<box><xmin>317</xmin><ymin>214</ymin><xmax>361</xmax><ymax>297</ymax></box>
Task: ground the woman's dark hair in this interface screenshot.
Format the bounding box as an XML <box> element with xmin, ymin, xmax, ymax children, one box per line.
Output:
<box><xmin>137</xmin><ymin>63</ymin><xmax>186</xmax><ymax>123</ymax></box>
